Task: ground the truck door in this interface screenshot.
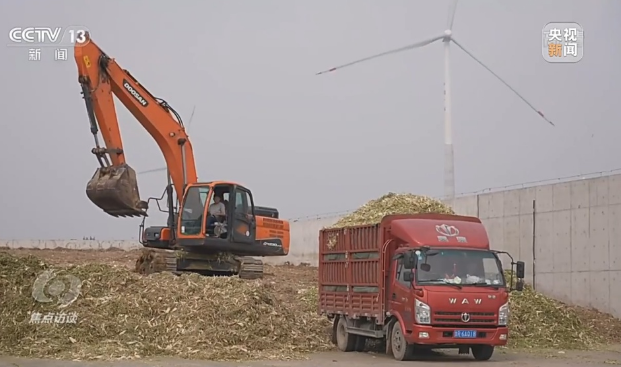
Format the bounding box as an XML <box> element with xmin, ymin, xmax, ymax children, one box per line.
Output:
<box><xmin>228</xmin><ymin>186</ymin><xmax>256</xmax><ymax>244</ymax></box>
<box><xmin>389</xmin><ymin>257</ymin><xmax>414</xmax><ymax>328</ymax></box>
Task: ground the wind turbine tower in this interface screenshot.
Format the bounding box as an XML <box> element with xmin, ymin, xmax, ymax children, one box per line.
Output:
<box><xmin>317</xmin><ymin>0</ymin><xmax>554</xmax><ymax>200</ymax></box>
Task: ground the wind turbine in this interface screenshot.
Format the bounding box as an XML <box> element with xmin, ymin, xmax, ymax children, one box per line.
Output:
<box><xmin>316</xmin><ymin>0</ymin><xmax>554</xmax><ymax>200</ymax></box>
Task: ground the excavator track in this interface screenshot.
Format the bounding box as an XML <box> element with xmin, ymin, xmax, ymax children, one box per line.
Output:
<box><xmin>237</xmin><ymin>257</ymin><xmax>264</xmax><ymax>280</ymax></box>
<box><xmin>135</xmin><ymin>249</ymin><xmax>264</xmax><ymax>279</ymax></box>
<box><xmin>135</xmin><ymin>249</ymin><xmax>177</xmax><ymax>275</ymax></box>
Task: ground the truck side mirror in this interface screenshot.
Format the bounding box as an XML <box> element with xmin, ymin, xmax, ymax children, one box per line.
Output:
<box><xmin>403</xmin><ymin>272</ymin><xmax>413</xmax><ymax>282</ymax></box>
<box><xmin>403</xmin><ymin>252</ymin><xmax>416</xmax><ymax>269</ymax></box>
<box><xmin>515</xmin><ymin>279</ymin><xmax>524</xmax><ymax>291</ymax></box>
<box><xmin>516</xmin><ymin>261</ymin><xmax>525</xmax><ymax>279</ymax></box>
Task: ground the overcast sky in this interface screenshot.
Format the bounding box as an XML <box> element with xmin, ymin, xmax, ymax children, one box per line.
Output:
<box><xmin>1</xmin><ymin>0</ymin><xmax>619</xmax><ymax>240</ymax></box>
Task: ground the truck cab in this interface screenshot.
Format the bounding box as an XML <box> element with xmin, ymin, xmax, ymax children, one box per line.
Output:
<box><xmin>318</xmin><ymin>214</ymin><xmax>525</xmax><ymax>361</ymax></box>
<box><xmin>390</xmin><ymin>245</ymin><xmax>521</xmax><ymax>360</ymax></box>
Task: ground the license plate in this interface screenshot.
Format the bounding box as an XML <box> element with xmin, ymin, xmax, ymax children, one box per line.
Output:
<box><xmin>454</xmin><ymin>330</ymin><xmax>477</xmax><ymax>338</ymax></box>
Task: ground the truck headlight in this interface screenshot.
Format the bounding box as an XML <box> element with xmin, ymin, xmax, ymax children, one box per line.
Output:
<box><xmin>415</xmin><ymin>299</ymin><xmax>431</xmax><ymax>324</ymax></box>
<box><xmin>498</xmin><ymin>302</ymin><xmax>509</xmax><ymax>326</ymax></box>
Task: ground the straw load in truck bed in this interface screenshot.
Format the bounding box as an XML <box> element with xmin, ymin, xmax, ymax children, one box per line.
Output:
<box><xmin>324</xmin><ymin>192</ymin><xmax>454</xmax><ymax>249</ymax></box>
<box><xmin>326</xmin><ymin>192</ymin><xmax>454</xmax><ymax>229</ymax></box>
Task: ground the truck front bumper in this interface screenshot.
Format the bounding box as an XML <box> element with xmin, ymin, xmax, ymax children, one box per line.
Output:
<box><xmin>406</xmin><ymin>325</ymin><xmax>509</xmax><ymax>346</ymax></box>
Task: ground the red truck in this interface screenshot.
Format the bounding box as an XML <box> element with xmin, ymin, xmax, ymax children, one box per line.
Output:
<box><xmin>318</xmin><ymin>213</ymin><xmax>525</xmax><ymax>361</ymax></box>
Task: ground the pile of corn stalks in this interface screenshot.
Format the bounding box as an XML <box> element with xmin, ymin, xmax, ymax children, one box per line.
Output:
<box><xmin>0</xmin><ymin>254</ymin><xmax>331</xmax><ymax>361</ymax></box>
<box><xmin>2</xmin><ymin>188</ymin><xmax>621</xmax><ymax>361</ymax></box>
<box><xmin>506</xmin><ymin>271</ymin><xmax>621</xmax><ymax>349</ymax></box>
<box><xmin>324</xmin><ymin>192</ymin><xmax>454</xmax><ymax>249</ymax></box>
<box><xmin>327</xmin><ymin>192</ymin><xmax>454</xmax><ymax>229</ymax></box>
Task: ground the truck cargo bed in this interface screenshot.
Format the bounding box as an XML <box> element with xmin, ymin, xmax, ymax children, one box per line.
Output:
<box><xmin>318</xmin><ymin>224</ymin><xmax>385</xmax><ymax>319</ymax></box>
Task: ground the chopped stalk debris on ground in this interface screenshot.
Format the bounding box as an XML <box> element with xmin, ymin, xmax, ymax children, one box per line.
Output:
<box><xmin>506</xmin><ymin>271</ymin><xmax>621</xmax><ymax>349</ymax></box>
<box><xmin>1</xmin><ymin>252</ymin><xmax>621</xmax><ymax>360</ymax></box>
<box><xmin>2</xmin><ymin>189</ymin><xmax>621</xmax><ymax>361</ymax></box>
<box><xmin>0</xmin><ymin>254</ymin><xmax>331</xmax><ymax>361</ymax></box>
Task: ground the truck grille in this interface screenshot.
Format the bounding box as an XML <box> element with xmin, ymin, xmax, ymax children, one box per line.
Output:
<box><xmin>433</xmin><ymin>311</ymin><xmax>497</xmax><ymax>327</ymax></box>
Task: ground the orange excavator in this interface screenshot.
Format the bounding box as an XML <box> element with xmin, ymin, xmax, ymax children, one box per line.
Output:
<box><xmin>73</xmin><ymin>33</ymin><xmax>290</xmax><ymax>279</ymax></box>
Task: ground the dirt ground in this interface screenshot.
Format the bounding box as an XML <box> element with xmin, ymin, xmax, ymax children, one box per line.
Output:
<box><xmin>2</xmin><ymin>248</ymin><xmax>621</xmax><ymax>366</ymax></box>
<box><xmin>1</xmin><ymin>348</ymin><xmax>621</xmax><ymax>367</ymax></box>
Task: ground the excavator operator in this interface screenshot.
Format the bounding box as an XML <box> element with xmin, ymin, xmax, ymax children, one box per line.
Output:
<box><xmin>207</xmin><ymin>195</ymin><xmax>226</xmax><ymax>229</ymax></box>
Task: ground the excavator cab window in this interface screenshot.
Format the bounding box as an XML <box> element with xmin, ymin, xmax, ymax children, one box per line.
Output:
<box><xmin>179</xmin><ymin>186</ymin><xmax>210</xmax><ymax>235</ymax></box>
<box><xmin>229</xmin><ymin>186</ymin><xmax>256</xmax><ymax>244</ymax></box>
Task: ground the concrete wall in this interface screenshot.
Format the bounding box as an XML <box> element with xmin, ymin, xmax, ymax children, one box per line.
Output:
<box><xmin>443</xmin><ymin>174</ymin><xmax>621</xmax><ymax>319</ymax></box>
<box><xmin>285</xmin><ymin>215</ymin><xmax>339</xmax><ymax>265</ymax></box>
<box><xmin>2</xmin><ymin>173</ymin><xmax>620</xmax><ymax>317</ymax></box>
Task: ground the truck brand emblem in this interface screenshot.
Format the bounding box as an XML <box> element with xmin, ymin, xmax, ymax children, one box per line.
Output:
<box><xmin>461</xmin><ymin>312</ymin><xmax>471</xmax><ymax>323</ymax></box>
<box><xmin>436</xmin><ymin>224</ymin><xmax>459</xmax><ymax>237</ymax></box>
<box><xmin>449</xmin><ymin>298</ymin><xmax>482</xmax><ymax>304</ymax></box>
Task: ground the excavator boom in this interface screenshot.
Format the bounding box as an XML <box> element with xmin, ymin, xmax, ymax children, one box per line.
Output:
<box><xmin>74</xmin><ymin>33</ymin><xmax>197</xmax><ymax>217</ymax></box>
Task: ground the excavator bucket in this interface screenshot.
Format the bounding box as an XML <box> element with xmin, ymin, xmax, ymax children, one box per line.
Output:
<box><xmin>86</xmin><ymin>164</ymin><xmax>148</xmax><ymax>218</ymax></box>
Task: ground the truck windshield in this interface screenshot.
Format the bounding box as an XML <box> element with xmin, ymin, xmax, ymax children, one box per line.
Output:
<box><xmin>415</xmin><ymin>249</ymin><xmax>505</xmax><ymax>286</ymax></box>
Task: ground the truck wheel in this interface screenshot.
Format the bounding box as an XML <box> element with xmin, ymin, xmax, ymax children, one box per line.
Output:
<box><xmin>471</xmin><ymin>345</ymin><xmax>494</xmax><ymax>361</ymax></box>
<box><xmin>354</xmin><ymin>336</ymin><xmax>366</xmax><ymax>352</ymax></box>
<box><xmin>335</xmin><ymin>317</ymin><xmax>356</xmax><ymax>352</ymax></box>
<box><xmin>391</xmin><ymin>321</ymin><xmax>415</xmax><ymax>361</ymax></box>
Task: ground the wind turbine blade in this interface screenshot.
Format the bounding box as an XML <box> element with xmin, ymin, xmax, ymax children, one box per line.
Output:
<box><xmin>451</xmin><ymin>38</ymin><xmax>555</xmax><ymax>126</ymax></box>
<box><xmin>447</xmin><ymin>0</ymin><xmax>459</xmax><ymax>30</ymax></box>
<box><xmin>187</xmin><ymin>105</ymin><xmax>196</xmax><ymax>133</ymax></box>
<box><xmin>316</xmin><ymin>34</ymin><xmax>444</xmax><ymax>75</ymax></box>
<box><xmin>138</xmin><ymin>167</ymin><xmax>167</xmax><ymax>175</ymax></box>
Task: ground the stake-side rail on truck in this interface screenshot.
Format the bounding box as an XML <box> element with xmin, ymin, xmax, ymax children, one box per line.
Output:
<box><xmin>318</xmin><ymin>213</ymin><xmax>525</xmax><ymax>361</ymax></box>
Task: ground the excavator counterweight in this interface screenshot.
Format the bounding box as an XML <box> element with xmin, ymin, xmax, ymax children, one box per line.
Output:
<box><xmin>86</xmin><ymin>163</ymin><xmax>147</xmax><ymax>217</ymax></box>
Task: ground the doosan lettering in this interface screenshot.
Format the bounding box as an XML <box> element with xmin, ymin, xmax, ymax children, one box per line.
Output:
<box><xmin>123</xmin><ymin>81</ymin><xmax>148</xmax><ymax>107</ymax></box>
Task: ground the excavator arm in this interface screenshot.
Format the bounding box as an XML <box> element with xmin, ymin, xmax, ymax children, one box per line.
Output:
<box><xmin>74</xmin><ymin>33</ymin><xmax>197</xmax><ymax>217</ymax></box>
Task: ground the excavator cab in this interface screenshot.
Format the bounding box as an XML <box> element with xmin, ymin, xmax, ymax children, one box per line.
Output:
<box><xmin>178</xmin><ymin>182</ymin><xmax>256</xmax><ymax>243</ymax></box>
<box><xmin>86</xmin><ymin>163</ymin><xmax>148</xmax><ymax>218</ymax></box>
